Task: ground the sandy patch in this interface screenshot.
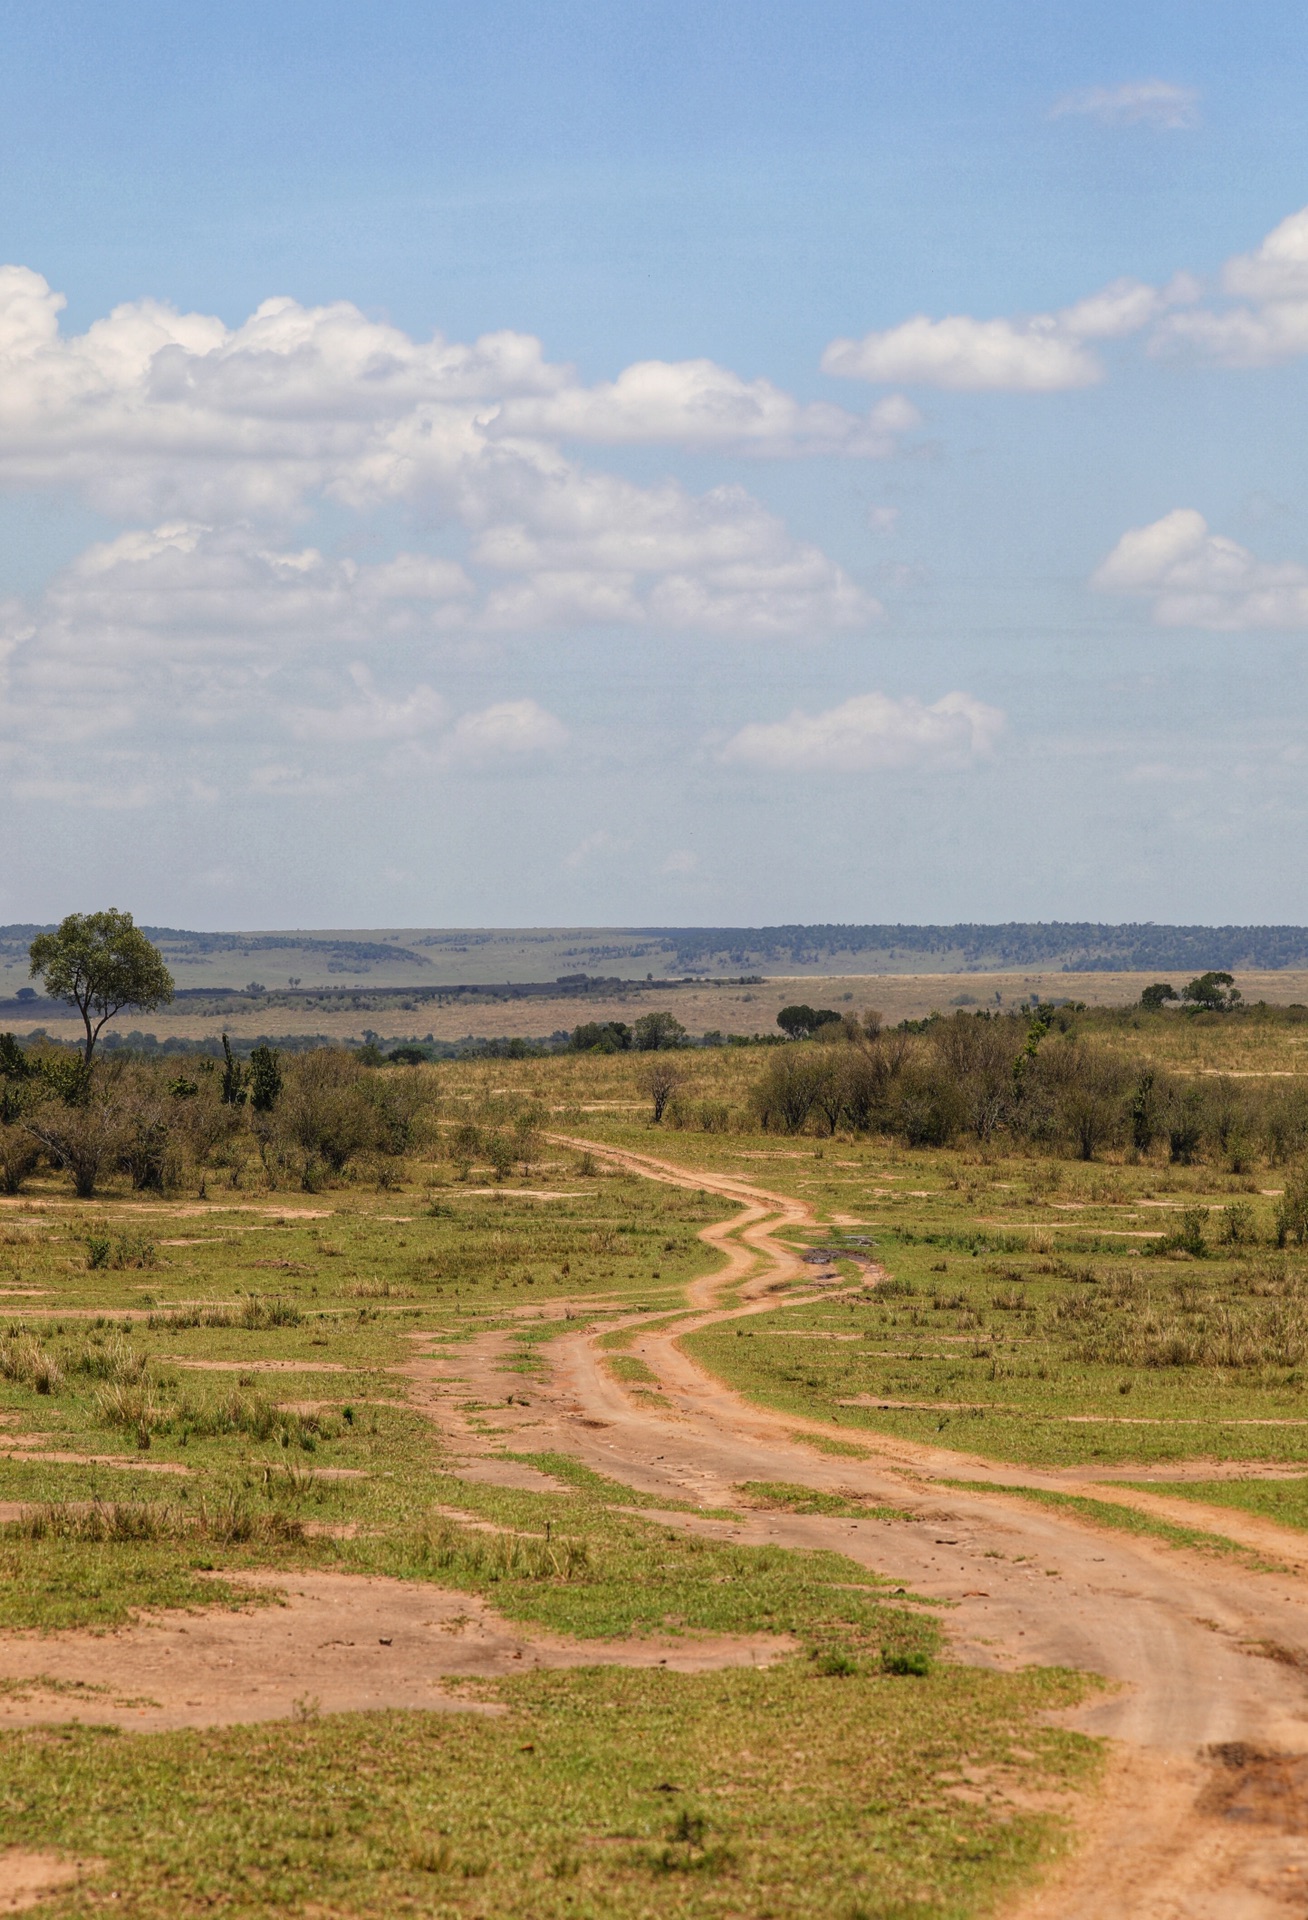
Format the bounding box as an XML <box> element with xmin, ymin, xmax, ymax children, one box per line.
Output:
<box><xmin>164</xmin><ymin>1358</ymin><xmax>366</xmax><ymax>1374</ymax></box>
<box><xmin>0</xmin><ymin>1851</ymin><xmax>102</xmax><ymax>1913</ymax></box>
<box><xmin>440</xmin><ymin>1188</ymin><xmax>592</xmax><ymax>1200</ymax></box>
<box><xmin>445</xmin><ymin>1456</ymin><xmax>573</xmax><ymax>1494</ymax></box>
<box><xmin>0</xmin><ymin>1570</ymin><xmax>796</xmax><ymax>1730</ymax></box>
<box><xmin>0</xmin><ymin>1447</ymin><xmax>190</xmax><ymax>1474</ymax></box>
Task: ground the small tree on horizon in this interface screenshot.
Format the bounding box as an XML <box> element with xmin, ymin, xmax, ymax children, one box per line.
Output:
<box><xmin>28</xmin><ymin>911</ymin><xmax>174</xmax><ymax>1075</ymax></box>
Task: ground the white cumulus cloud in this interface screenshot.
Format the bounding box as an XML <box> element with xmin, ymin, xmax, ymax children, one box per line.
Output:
<box><xmin>719</xmin><ymin>690</ymin><xmax>1004</xmax><ymax>772</ymax></box>
<box><xmin>0</xmin><ymin>266</ymin><xmax>917</xmax><ymax>803</ymax></box>
<box><xmin>1048</xmin><ymin>80</ymin><xmax>1200</xmax><ymax>130</ymax></box>
<box><xmin>823</xmin><ymin>314</ymin><xmax>1100</xmax><ymax>393</ymax></box>
<box><xmin>495</xmin><ymin>359</ymin><xmax>918</xmax><ymax>458</ymax></box>
<box><xmin>1092</xmin><ymin>508</ymin><xmax>1308</xmax><ymax>628</ymax></box>
<box><xmin>821</xmin><ymin>277</ymin><xmax>1187</xmax><ymax>393</ymax></box>
<box><xmin>444</xmin><ymin>698</ymin><xmax>568</xmax><ymax>764</ymax></box>
<box><xmin>1156</xmin><ymin>205</ymin><xmax>1308</xmax><ymax>365</ymax></box>
<box><xmin>0</xmin><ymin>267</ymin><xmax>890</xmax><ymax>674</ymax></box>
<box><xmin>0</xmin><ymin>267</ymin><xmax>907</xmax><ymax>522</ymax></box>
<box><xmin>289</xmin><ymin>665</ymin><xmax>449</xmax><ymax>742</ymax></box>
<box><xmin>0</xmin><ymin>522</ymin><xmax>480</xmax><ymax>757</ymax></box>
<box><xmin>1221</xmin><ymin>205</ymin><xmax>1308</xmax><ymax>302</ymax></box>
<box><xmin>474</xmin><ymin>475</ymin><xmax>880</xmax><ymax>638</ymax></box>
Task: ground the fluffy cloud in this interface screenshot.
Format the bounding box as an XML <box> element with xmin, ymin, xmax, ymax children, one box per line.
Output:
<box><xmin>823</xmin><ymin>315</ymin><xmax>1098</xmax><ymax>393</ymax></box>
<box><xmin>289</xmin><ymin>684</ymin><xmax>566</xmax><ymax>761</ymax></box>
<box><xmin>0</xmin><ymin>523</ymin><xmax>476</xmax><ymax>760</ymax></box>
<box><xmin>473</xmin><ymin>476</ymin><xmax>880</xmax><ymax>637</ymax></box>
<box><xmin>1156</xmin><ymin>206</ymin><xmax>1308</xmax><ymax>364</ymax></box>
<box><xmin>0</xmin><ymin>267</ymin><xmax>910</xmax><ymax>523</ymax></box>
<box><xmin>4</xmin><ymin>523</ymin><xmax>476</xmax><ymax>733</ymax></box>
<box><xmin>0</xmin><ymin>266</ymin><xmax>908</xmax><ymax>805</ymax></box>
<box><xmin>1048</xmin><ymin>80</ymin><xmax>1200</xmax><ymax>130</ymax></box>
<box><xmin>288</xmin><ymin>666</ymin><xmax>449</xmax><ymax>742</ymax></box>
<box><xmin>821</xmin><ymin>277</ymin><xmax>1184</xmax><ymax>392</ymax></box>
<box><xmin>0</xmin><ymin>268</ymin><xmax>886</xmax><ymax>654</ymax></box>
<box><xmin>445</xmin><ymin>698</ymin><xmax>568</xmax><ymax>763</ymax></box>
<box><xmin>1092</xmin><ymin>509</ymin><xmax>1308</xmax><ymax>628</ymax></box>
<box><xmin>719</xmin><ymin>690</ymin><xmax>1004</xmax><ymax>772</ymax></box>
<box><xmin>1222</xmin><ymin>207</ymin><xmax>1308</xmax><ymax>301</ymax></box>
<box><xmin>497</xmin><ymin>360</ymin><xmax>918</xmax><ymax>457</ymax></box>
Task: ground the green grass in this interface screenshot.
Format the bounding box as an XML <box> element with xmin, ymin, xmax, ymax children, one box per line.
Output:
<box><xmin>939</xmin><ymin>1481</ymin><xmax>1266</xmax><ymax>1562</ymax></box>
<box><xmin>734</xmin><ymin>1480</ymin><xmax>909</xmax><ymax>1519</ymax></box>
<box><xmin>1120</xmin><ymin>1475</ymin><xmax>1308</xmax><ymax>1533</ymax></box>
<box><xmin>682</xmin><ymin>1235</ymin><xmax>1308</xmax><ymax>1471</ymax></box>
<box><xmin>12</xmin><ymin>1062</ymin><xmax>1297</xmax><ymax>1914</ymax></box>
<box><xmin>0</xmin><ymin>1534</ymin><xmax>274</xmax><ymax>1633</ymax></box>
<box><xmin>604</xmin><ymin>1353</ymin><xmax>660</xmax><ymax>1385</ymax></box>
<box><xmin>0</xmin><ymin>1665</ymin><xmax>1099</xmax><ymax>1920</ymax></box>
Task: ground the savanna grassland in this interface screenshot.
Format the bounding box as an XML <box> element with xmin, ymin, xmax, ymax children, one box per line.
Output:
<box><xmin>0</xmin><ymin>1033</ymin><xmax>1102</xmax><ymax>1920</ymax></box>
<box><xmin>4</xmin><ymin>998</ymin><xmax>1308</xmax><ymax>1914</ymax></box>
<box><xmin>476</xmin><ymin>1009</ymin><xmax>1308</xmax><ymax>1510</ymax></box>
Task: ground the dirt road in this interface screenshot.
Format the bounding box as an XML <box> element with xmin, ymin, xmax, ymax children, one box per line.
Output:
<box><xmin>404</xmin><ymin>1135</ymin><xmax>1308</xmax><ymax>1918</ymax></box>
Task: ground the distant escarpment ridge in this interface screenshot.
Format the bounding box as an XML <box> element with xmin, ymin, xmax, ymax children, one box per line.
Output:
<box><xmin>643</xmin><ymin>924</ymin><xmax>1308</xmax><ymax>974</ymax></box>
<box><xmin>2</xmin><ymin>921</ymin><xmax>1308</xmax><ymax>991</ymax></box>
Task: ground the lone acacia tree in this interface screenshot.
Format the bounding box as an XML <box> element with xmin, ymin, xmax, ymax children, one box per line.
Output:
<box><xmin>29</xmin><ymin>910</ymin><xmax>174</xmax><ymax>1072</ymax></box>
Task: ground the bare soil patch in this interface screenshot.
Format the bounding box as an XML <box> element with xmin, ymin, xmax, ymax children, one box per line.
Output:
<box><xmin>0</xmin><ymin>1570</ymin><xmax>796</xmax><ymax>1732</ymax></box>
<box><xmin>0</xmin><ymin>1447</ymin><xmax>190</xmax><ymax>1475</ymax></box>
<box><xmin>0</xmin><ymin>1850</ymin><xmax>101</xmax><ymax>1913</ymax></box>
<box><xmin>164</xmin><ymin>1358</ymin><xmax>364</xmax><ymax>1374</ymax></box>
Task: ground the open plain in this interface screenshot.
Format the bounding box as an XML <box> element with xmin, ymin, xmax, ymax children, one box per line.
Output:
<box><xmin>11</xmin><ymin>968</ymin><xmax>1308</xmax><ymax>1052</ymax></box>
<box><xmin>5</xmin><ymin>1007</ymin><xmax>1308</xmax><ymax>1912</ymax></box>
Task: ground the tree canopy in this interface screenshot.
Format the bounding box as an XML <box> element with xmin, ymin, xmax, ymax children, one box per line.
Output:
<box><xmin>569</xmin><ymin>1021</ymin><xmax>632</xmax><ymax>1053</ymax></box>
<box><xmin>29</xmin><ymin>911</ymin><xmax>174</xmax><ymax>1069</ymax></box>
<box><xmin>1182</xmin><ymin>971</ymin><xmax>1242</xmax><ymax>1013</ymax></box>
<box><xmin>633</xmin><ymin>1011</ymin><xmax>687</xmax><ymax>1050</ymax></box>
<box><xmin>777</xmin><ymin>1004</ymin><xmax>841</xmax><ymax>1040</ymax></box>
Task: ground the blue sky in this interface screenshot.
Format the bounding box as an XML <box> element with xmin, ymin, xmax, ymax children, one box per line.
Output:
<box><xmin>2</xmin><ymin>0</ymin><xmax>1307</xmax><ymax>929</ymax></box>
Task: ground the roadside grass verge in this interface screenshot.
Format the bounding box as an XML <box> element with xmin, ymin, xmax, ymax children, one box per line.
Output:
<box><xmin>603</xmin><ymin>1353</ymin><xmax>660</xmax><ymax>1385</ymax></box>
<box><xmin>733</xmin><ymin>1481</ymin><xmax>910</xmax><ymax>1519</ymax></box>
<box><xmin>1119</xmin><ymin>1475</ymin><xmax>1308</xmax><ymax>1534</ymax></box>
<box><xmin>939</xmin><ymin>1480</ymin><xmax>1276</xmax><ymax>1566</ymax></box>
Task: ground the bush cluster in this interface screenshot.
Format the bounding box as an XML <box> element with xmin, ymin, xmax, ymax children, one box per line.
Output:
<box><xmin>746</xmin><ymin>1007</ymin><xmax>1308</xmax><ymax>1164</ymax></box>
<box><xmin>0</xmin><ymin>1038</ymin><xmax>439</xmax><ymax>1197</ymax></box>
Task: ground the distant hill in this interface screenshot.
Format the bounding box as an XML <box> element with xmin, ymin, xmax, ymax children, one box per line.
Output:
<box><xmin>5</xmin><ymin>921</ymin><xmax>1308</xmax><ymax>996</ymax></box>
<box><xmin>647</xmin><ymin>924</ymin><xmax>1308</xmax><ymax>975</ymax></box>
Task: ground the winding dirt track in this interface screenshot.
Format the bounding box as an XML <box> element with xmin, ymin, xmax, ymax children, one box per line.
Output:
<box><xmin>407</xmin><ymin>1136</ymin><xmax>1308</xmax><ymax>1919</ymax></box>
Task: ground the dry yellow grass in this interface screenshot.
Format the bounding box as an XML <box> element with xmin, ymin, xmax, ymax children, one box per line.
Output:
<box><xmin>13</xmin><ymin>968</ymin><xmax>1308</xmax><ymax>1049</ymax></box>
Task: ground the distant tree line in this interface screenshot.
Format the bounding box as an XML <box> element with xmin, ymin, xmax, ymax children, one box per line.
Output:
<box><xmin>569</xmin><ymin>1012</ymin><xmax>688</xmax><ymax>1052</ymax></box>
